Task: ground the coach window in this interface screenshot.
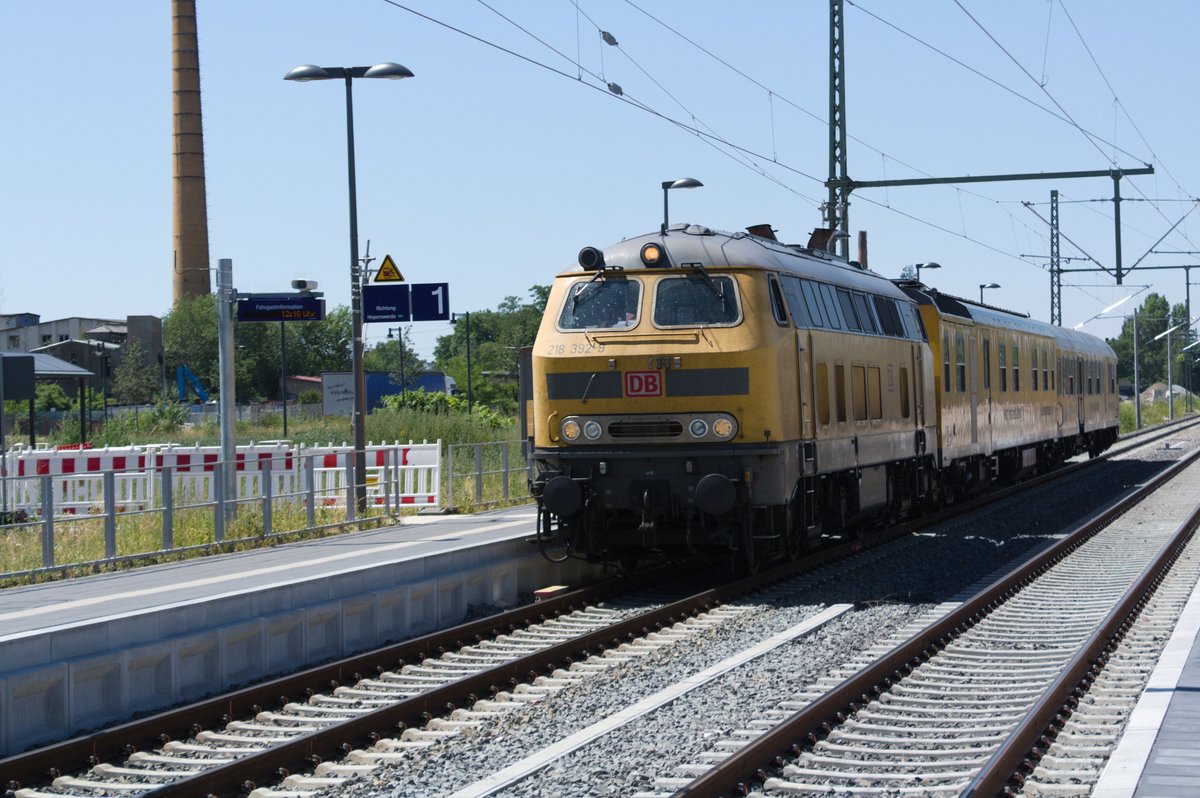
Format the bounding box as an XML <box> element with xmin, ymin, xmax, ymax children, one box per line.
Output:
<box><xmin>1043</xmin><ymin>350</ymin><xmax>1050</xmax><ymax>390</ymax></box>
<box><xmin>955</xmin><ymin>333</ymin><xmax>966</xmax><ymax>392</ymax></box>
<box><xmin>1110</xmin><ymin>363</ymin><xmax>1115</xmax><ymax>394</ymax></box>
<box><xmin>943</xmin><ymin>332</ymin><xmax>952</xmax><ymax>391</ymax></box>
<box><xmin>852</xmin><ymin>366</ymin><xmax>868</xmax><ymax>420</ymax></box>
<box><xmin>982</xmin><ymin>338</ymin><xmax>991</xmax><ymax>390</ymax></box>
<box><xmin>769</xmin><ymin>277</ymin><xmax>789</xmax><ymax>326</ymax></box>
<box><xmin>868</xmin><ymin>366</ymin><xmax>883</xmax><ymax>419</ymax></box>
<box><xmin>816</xmin><ymin>362</ymin><xmax>830</xmax><ymax>425</ymax></box>
<box><xmin>835</xmin><ymin>364</ymin><xmax>847</xmax><ymax>422</ymax></box>
<box><xmin>899</xmin><ymin>366</ymin><xmax>911</xmax><ymax>418</ymax></box>
<box><xmin>999</xmin><ymin>342</ymin><xmax>1008</xmax><ymax>392</ymax></box>
<box><xmin>1031</xmin><ymin>346</ymin><xmax>1039</xmax><ymax>392</ymax></box>
<box><xmin>837</xmin><ymin>289</ymin><xmax>861</xmax><ymax>332</ymax></box>
<box><xmin>1012</xmin><ymin>345</ymin><xmax>1021</xmax><ymax>391</ymax></box>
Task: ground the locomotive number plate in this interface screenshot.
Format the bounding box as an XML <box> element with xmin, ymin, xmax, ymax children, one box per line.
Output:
<box><xmin>624</xmin><ymin>371</ymin><xmax>663</xmax><ymax>397</ymax></box>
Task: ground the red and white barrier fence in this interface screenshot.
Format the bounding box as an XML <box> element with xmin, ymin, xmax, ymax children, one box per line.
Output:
<box><xmin>0</xmin><ymin>440</ymin><xmax>441</xmax><ymax>516</ymax></box>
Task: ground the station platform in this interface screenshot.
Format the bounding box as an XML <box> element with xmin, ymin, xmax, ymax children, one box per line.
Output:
<box><xmin>0</xmin><ymin>507</ymin><xmax>603</xmax><ymax>756</ymax></box>
<box><xmin>1094</xmin><ymin>566</ymin><xmax>1200</xmax><ymax>798</ymax></box>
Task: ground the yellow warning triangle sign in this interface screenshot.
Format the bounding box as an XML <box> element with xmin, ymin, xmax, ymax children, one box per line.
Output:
<box><xmin>375</xmin><ymin>255</ymin><xmax>404</xmax><ymax>283</ymax></box>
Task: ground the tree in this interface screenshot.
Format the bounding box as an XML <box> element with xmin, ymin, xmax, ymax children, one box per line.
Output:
<box><xmin>162</xmin><ymin>294</ymin><xmax>218</xmax><ymax>398</ymax></box>
<box><xmin>163</xmin><ymin>296</ymin><xmax>353</xmax><ymax>402</ymax></box>
<box><xmin>111</xmin><ymin>339</ymin><xmax>160</xmax><ymax>406</ymax></box>
<box><xmin>364</xmin><ymin>325</ymin><xmax>424</xmax><ymax>384</ymax></box>
<box><xmin>1106</xmin><ymin>293</ymin><xmax>1182</xmax><ymax>388</ymax></box>
<box><xmin>433</xmin><ymin>286</ymin><xmax>549</xmax><ymax>414</ymax></box>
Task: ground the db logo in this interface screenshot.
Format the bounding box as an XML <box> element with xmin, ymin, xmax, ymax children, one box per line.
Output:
<box><xmin>625</xmin><ymin>371</ymin><xmax>662</xmax><ymax>397</ymax></box>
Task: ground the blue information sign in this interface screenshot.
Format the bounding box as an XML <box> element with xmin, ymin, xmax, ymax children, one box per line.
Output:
<box><xmin>236</xmin><ymin>295</ymin><xmax>325</xmax><ymax>322</ymax></box>
<box><xmin>411</xmin><ymin>283</ymin><xmax>450</xmax><ymax>321</ymax></box>
<box><xmin>363</xmin><ymin>284</ymin><xmax>411</xmax><ymax>323</ymax></box>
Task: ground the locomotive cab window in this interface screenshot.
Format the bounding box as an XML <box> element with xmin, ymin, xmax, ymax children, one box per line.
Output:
<box><xmin>837</xmin><ymin>289</ymin><xmax>861</xmax><ymax>331</ymax></box>
<box><xmin>852</xmin><ymin>292</ymin><xmax>879</xmax><ymax>334</ymax></box>
<box><xmin>780</xmin><ymin>276</ymin><xmax>813</xmax><ymax>327</ymax></box>
<box><xmin>769</xmin><ymin>276</ymin><xmax>789</xmax><ymax>326</ymax></box>
<box><xmin>558</xmin><ymin>276</ymin><xmax>642</xmax><ymax>330</ymax></box>
<box><xmin>653</xmin><ymin>274</ymin><xmax>740</xmax><ymax>327</ymax></box>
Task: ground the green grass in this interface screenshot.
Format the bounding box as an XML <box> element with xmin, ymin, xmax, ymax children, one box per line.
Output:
<box><xmin>1120</xmin><ymin>397</ymin><xmax>1198</xmax><ymax>433</ymax></box>
<box><xmin>2</xmin><ymin>407</ymin><xmax>524</xmax><ymax>585</ymax></box>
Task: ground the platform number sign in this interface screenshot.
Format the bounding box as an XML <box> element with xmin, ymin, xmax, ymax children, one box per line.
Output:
<box><xmin>411</xmin><ymin>283</ymin><xmax>450</xmax><ymax>321</ymax></box>
<box><xmin>362</xmin><ymin>282</ymin><xmax>450</xmax><ymax>323</ymax></box>
<box><xmin>624</xmin><ymin>371</ymin><xmax>662</xmax><ymax>397</ymax></box>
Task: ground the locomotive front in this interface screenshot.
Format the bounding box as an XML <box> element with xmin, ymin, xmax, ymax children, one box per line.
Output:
<box><xmin>527</xmin><ymin>225</ymin><xmax>802</xmax><ymax>567</ymax></box>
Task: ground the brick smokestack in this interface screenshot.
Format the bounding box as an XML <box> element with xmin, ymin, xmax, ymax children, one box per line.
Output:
<box><xmin>172</xmin><ymin>0</ymin><xmax>212</xmax><ymax>303</ymax></box>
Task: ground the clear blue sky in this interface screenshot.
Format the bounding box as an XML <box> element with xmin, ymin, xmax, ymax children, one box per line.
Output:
<box><xmin>2</xmin><ymin>1</ymin><xmax>1198</xmax><ymax>359</ymax></box>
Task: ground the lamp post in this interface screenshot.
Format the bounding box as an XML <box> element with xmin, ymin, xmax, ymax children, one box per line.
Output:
<box><xmin>914</xmin><ymin>262</ymin><xmax>940</xmax><ymax>283</ymax></box>
<box><xmin>279</xmin><ymin>320</ymin><xmax>288</xmax><ymax>437</ymax></box>
<box><xmin>979</xmin><ymin>283</ymin><xmax>1000</xmax><ymax>304</ymax></box>
<box><xmin>661</xmin><ymin>178</ymin><xmax>703</xmax><ymax>235</ymax></box>
<box><xmin>387</xmin><ymin>326</ymin><xmax>408</xmax><ymax>401</ymax></box>
<box><xmin>285</xmin><ymin>62</ymin><xmax>414</xmax><ymax>512</ymax></box>
<box><xmin>451</xmin><ymin>312</ymin><xmax>472</xmax><ymax>414</ymax></box>
<box><xmin>93</xmin><ymin>342</ymin><xmax>110</xmax><ymax>423</ymax></box>
<box><xmin>1155</xmin><ymin>318</ymin><xmax>1184</xmax><ymax>420</ymax></box>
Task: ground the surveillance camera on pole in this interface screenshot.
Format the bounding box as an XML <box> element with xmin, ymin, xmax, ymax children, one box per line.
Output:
<box><xmin>291</xmin><ymin>279</ymin><xmax>321</xmax><ymax>294</ymax></box>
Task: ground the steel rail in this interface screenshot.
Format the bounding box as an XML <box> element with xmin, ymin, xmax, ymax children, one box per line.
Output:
<box><xmin>0</xmin><ymin>567</ymin><xmax>651</xmax><ymax>793</ymax></box>
<box><xmin>670</xmin><ymin>443</ymin><xmax>1200</xmax><ymax>798</ymax></box>
<box><xmin>962</xmin><ymin>474</ymin><xmax>1200</xmax><ymax>795</ymax></box>
<box><xmin>2</xmin><ymin>428</ymin><xmax>1168</xmax><ymax>796</ymax></box>
<box><xmin>135</xmin><ymin>533</ymin><xmax>915</xmax><ymax>797</ymax></box>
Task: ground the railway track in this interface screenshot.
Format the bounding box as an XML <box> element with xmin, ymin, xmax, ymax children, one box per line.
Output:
<box><xmin>652</xmin><ymin>434</ymin><xmax>1200</xmax><ymax>797</ymax></box>
<box><xmin>3</xmin><ymin>420</ymin><xmax>1196</xmax><ymax>798</ymax></box>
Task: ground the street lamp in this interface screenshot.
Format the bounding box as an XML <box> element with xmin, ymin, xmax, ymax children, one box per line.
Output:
<box><xmin>386</xmin><ymin>326</ymin><xmax>408</xmax><ymax>402</ymax></box>
<box><xmin>661</xmin><ymin>178</ymin><xmax>703</xmax><ymax>236</ymax></box>
<box><xmin>979</xmin><ymin>283</ymin><xmax>1000</xmax><ymax>303</ymax></box>
<box><xmin>451</xmin><ymin>312</ymin><xmax>472</xmax><ymax>414</ymax></box>
<box><xmin>1155</xmin><ymin>319</ymin><xmax>1184</xmax><ymax>420</ymax></box>
<box><xmin>914</xmin><ymin>262</ymin><xmax>940</xmax><ymax>283</ymax></box>
<box><xmin>285</xmin><ymin>62</ymin><xmax>414</xmax><ymax>512</ymax></box>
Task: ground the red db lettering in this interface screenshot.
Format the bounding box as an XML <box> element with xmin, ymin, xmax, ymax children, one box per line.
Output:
<box><xmin>625</xmin><ymin>371</ymin><xmax>662</xmax><ymax>397</ymax></box>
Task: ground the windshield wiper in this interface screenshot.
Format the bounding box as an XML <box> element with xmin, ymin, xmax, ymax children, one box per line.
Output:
<box><xmin>690</xmin><ymin>263</ymin><xmax>723</xmax><ymax>300</ymax></box>
<box><xmin>571</xmin><ymin>271</ymin><xmax>607</xmax><ymax>312</ymax></box>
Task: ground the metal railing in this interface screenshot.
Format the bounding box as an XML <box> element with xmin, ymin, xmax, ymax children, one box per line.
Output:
<box><xmin>444</xmin><ymin>440</ymin><xmax>531</xmax><ymax>511</ymax></box>
<box><xmin>0</xmin><ymin>442</ymin><xmax>439</xmax><ymax>580</ymax></box>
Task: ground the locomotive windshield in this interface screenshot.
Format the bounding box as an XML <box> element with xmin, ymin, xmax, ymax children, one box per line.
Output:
<box><xmin>557</xmin><ymin>277</ymin><xmax>642</xmax><ymax>329</ymax></box>
<box><xmin>653</xmin><ymin>275</ymin><xmax>740</xmax><ymax>327</ymax></box>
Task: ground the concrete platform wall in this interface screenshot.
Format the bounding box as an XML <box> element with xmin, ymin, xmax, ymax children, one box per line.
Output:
<box><xmin>0</xmin><ymin>540</ymin><xmax>604</xmax><ymax>756</ymax></box>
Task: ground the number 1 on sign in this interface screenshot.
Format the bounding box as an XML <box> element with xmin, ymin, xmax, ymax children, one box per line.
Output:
<box><xmin>429</xmin><ymin>285</ymin><xmax>444</xmax><ymax>316</ymax></box>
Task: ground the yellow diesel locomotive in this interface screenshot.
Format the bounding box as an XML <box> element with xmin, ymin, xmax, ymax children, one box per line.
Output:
<box><xmin>523</xmin><ymin>222</ymin><xmax>1118</xmax><ymax>570</ymax></box>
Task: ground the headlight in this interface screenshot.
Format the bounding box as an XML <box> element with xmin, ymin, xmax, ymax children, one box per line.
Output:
<box><xmin>688</xmin><ymin>418</ymin><xmax>709</xmax><ymax>438</ymax></box>
<box><xmin>561</xmin><ymin>419</ymin><xmax>582</xmax><ymax>442</ymax></box>
<box><xmin>583</xmin><ymin>420</ymin><xmax>603</xmax><ymax>440</ymax></box>
<box><xmin>712</xmin><ymin>416</ymin><xmax>736</xmax><ymax>440</ymax></box>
